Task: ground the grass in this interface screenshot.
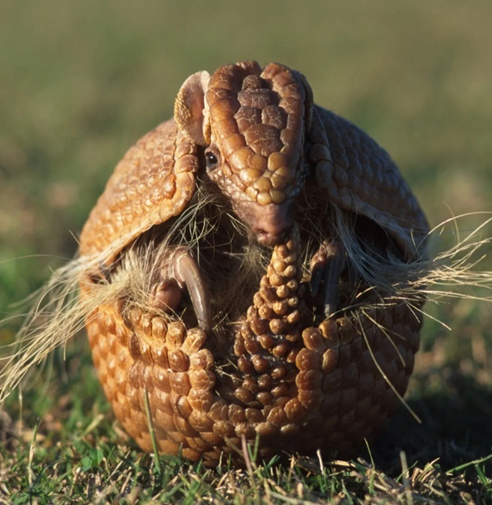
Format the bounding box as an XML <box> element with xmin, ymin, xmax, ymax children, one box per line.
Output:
<box><xmin>1</xmin><ymin>0</ymin><xmax>491</xmax><ymax>503</ymax></box>
<box><xmin>2</xmin><ymin>351</ymin><xmax>492</xmax><ymax>504</ymax></box>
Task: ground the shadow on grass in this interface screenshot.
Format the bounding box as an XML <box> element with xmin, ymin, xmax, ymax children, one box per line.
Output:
<box><xmin>371</xmin><ymin>369</ymin><xmax>492</xmax><ymax>474</ymax></box>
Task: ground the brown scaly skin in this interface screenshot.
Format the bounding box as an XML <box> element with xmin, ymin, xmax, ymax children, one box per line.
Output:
<box><xmin>80</xmin><ymin>61</ymin><xmax>428</xmax><ymax>466</ymax></box>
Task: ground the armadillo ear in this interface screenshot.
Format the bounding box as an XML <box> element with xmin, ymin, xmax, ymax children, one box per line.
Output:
<box><xmin>294</xmin><ymin>71</ymin><xmax>313</xmax><ymax>131</ymax></box>
<box><xmin>174</xmin><ymin>71</ymin><xmax>211</xmax><ymax>145</ymax></box>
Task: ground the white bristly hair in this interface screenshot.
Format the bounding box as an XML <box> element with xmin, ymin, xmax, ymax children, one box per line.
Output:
<box><xmin>1</xmin><ymin>202</ymin><xmax>491</xmax><ymax>406</ymax></box>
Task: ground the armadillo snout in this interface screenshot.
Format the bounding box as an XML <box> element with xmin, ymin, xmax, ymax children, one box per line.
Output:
<box><xmin>239</xmin><ymin>200</ymin><xmax>294</xmax><ymax>247</ymax></box>
<box><xmin>256</xmin><ymin>227</ymin><xmax>287</xmax><ymax>247</ymax></box>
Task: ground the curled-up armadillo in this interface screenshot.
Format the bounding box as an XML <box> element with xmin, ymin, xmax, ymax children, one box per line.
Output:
<box><xmin>80</xmin><ymin>61</ymin><xmax>429</xmax><ymax>465</ymax></box>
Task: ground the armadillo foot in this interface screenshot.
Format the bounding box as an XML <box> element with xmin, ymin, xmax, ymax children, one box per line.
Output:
<box><xmin>310</xmin><ymin>240</ymin><xmax>346</xmax><ymax>318</ymax></box>
<box><xmin>149</xmin><ymin>278</ymin><xmax>183</xmax><ymax>312</ymax></box>
<box><xmin>150</xmin><ymin>246</ymin><xmax>212</xmax><ymax>331</ymax></box>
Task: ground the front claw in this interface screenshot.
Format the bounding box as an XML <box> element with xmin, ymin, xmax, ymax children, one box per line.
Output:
<box><xmin>309</xmin><ymin>240</ymin><xmax>347</xmax><ymax>319</ymax></box>
<box><xmin>150</xmin><ymin>247</ymin><xmax>212</xmax><ymax>332</ymax></box>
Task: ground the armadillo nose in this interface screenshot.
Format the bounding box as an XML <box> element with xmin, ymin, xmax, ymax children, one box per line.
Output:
<box><xmin>252</xmin><ymin>205</ymin><xmax>292</xmax><ymax>246</ymax></box>
<box><xmin>256</xmin><ymin>226</ymin><xmax>287</xmax><ymax>246</ymax></box>
<box><xmin>237</xmin><ymin>200</ymin><xmax>293</xmax><ymax>247</ymax></box>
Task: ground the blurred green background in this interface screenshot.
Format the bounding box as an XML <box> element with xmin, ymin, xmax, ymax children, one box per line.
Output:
<box><xmin>0</xmin><ymin>0</ymin><xmax>491</xmax><ymax>329</ymax></box>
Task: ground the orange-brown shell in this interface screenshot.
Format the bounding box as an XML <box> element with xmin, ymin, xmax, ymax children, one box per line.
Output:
<box><xmin>308</xmin><ymin>106</ymin><xmax>428</xmax><ymax>257</ymax></box>
<box><xmin>80</xmin><ymin>61</ymin><xmax>429</xmax><ymax>465</ymax></box>
<box><xmin>80</xmin><ymin>120</ymin><xmax>199</xmax><ymax>262</ymax></box>
<box><xmin>87</xmin><ymin>235</ymin><xmax>422</xmax><ymax>465</ymax></box>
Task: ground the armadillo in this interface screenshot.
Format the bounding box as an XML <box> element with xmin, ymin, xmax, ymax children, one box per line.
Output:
<box><xmin>80</xmin><ymin>61</ymin><xmax>429</xmax><ymax>466</ymax></box>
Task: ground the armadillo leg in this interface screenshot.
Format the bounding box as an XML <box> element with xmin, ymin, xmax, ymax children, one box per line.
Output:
<box><xmin>310</xmin><ymin>241</ymin><xmax>346</xmax><ymax>318</ymax></box>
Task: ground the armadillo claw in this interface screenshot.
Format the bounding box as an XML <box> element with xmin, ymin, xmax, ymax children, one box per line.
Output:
<box><xmin>152</xmin><ymin>247</ymin><xmax>212</xmax><ymax>332</ymax></box>
<box><xmin>309</xmin><ymin>241</ymin><xmax>346</xmax><ymax>318</ymax></box>
<box><xmin>172</xmin><ymin>249</ymin><xmax>212</xmax><ymax>332</ymax></box>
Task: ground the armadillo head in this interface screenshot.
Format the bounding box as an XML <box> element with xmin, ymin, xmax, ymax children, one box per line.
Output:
<box><xmin>174</xmin><ymin>61</ymin><xmax>313</xmax><ymax>246</ymax></box>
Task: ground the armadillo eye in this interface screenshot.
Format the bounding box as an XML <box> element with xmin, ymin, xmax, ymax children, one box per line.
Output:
<box><xmin>205</xmin><ymin>148</ymin><xmax>220</xmax><ymax>170</ymax></box>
